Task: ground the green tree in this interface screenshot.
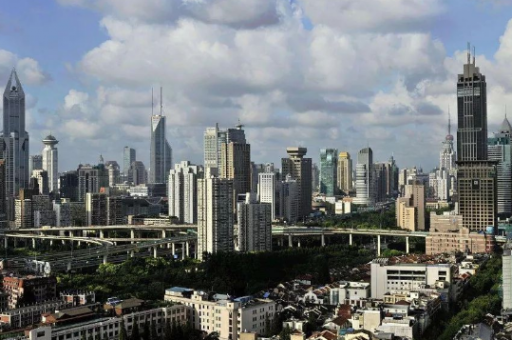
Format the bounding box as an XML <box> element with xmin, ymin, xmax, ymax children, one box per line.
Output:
<box><xmin>131</xmin><ymin>322</ymin><xmax>140</xmax><ymax>340</ymax></box>
<box><xmin>150</xmin><ymin>321</ymin><xmax>157</xmax><ymax>340</ymax></box>
<box><xmin>163</xmin><ymin>320</ymin><xmax>171</xmax><ymax>340</ymax></box>
<box><xmin>119</xmin><ymin>319</ymin><xmax>128</xmax><ymax>340</ymax></box>
<box><xmin>279</xmin><ymin>325</ymin><xmax>292</xmax><ymax>340</ymax></box>
<box><xmin>142</xmin><ymin>321</ymin><xmax>150</xmax><ymax>340</ymax></box>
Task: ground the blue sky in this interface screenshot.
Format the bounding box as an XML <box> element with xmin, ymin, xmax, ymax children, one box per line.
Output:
<box><xmin>2</xmin><ymin>0</ymin><xmax>512</xmax><ymax>172</ymax></box>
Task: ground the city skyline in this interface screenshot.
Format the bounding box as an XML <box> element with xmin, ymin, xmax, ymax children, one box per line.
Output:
<box><xmin>4</xmin><ymin>1</ymin><xmax>512</xmax><ymax>171</ymax></box>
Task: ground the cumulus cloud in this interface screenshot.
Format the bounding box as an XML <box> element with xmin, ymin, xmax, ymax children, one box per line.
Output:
<box><xmin>0</xmin><ymin>49</ymin><xmax>51</xmax><ymax>85</ymax></box>
<box><xmin>47</xmin><ymin>0</ymin><xmax>512</xmax><ymax>170</ymax></box>
<box><xmin>299</xmin><ymin>0</ymin><xmax>445</xmax><ymax>33</ymax></box>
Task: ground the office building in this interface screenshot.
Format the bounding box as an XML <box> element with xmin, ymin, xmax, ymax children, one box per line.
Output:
<box><xmin>237</xmin><ymin>193</ymin><xmax>272</xmax><ymax>252</ymax></box>
<box><xmin>282</xmin><ymin>147</ymin><xmax>312</xmax><ymax>219</ymax></box>
<box><xmin>42</xmin><ymin>134</ymin><xmax>59</xmax><ymax>194</ymax></box>
<box><xmin>31</xmin><ymin>169</ymin><xmax>49</xmax><ymax>195</ymax></box>
<box><xmin>105</xmin><ymin>161</ymin><xmax>120</xmax><ymax>187</ymax></box>
<box><xmin>426</xmin><ymin>212</ymin><xmax>493</xmax><ymax>255</ymax></box>
<box><xmin>370</xmin><ymin>259</ymin><xmax>452</xmax><ymax>299</ymax></box>
<box><xmin>23</xmin><ymin>304</ymin><xmax>188</xmax><ymax>340</ymax></box>
<box><xmin>3</xmin><ymin>275</ymin><xmax>57</xmax><ymax>309</ymax></box>
<box><xmin>312</xmin><ymin>163</ymin><xmax>319</xmax><ymax>193</ymax></box>
<box><xmin>278</xmin><ymin>174</ymin><xmax>299</xmax><ymax>223</ymax></box>
<box><xmin>197</xmin><ymin>174</ymin><xmax>234</xmax><ymax>260</ymax></box>
<box><xmin>258</xmin><ymin>172</ymin><xmax>277</xmax><ymax>220</ymax></box>
<box><xmin>456</xmin><ymin>46</ymin><xmax>497</xmax><ymax>232</ymax></box>
<box><xmin>220</xmin><ymin>141</ymin><xmax>251</xmax><ymax>198</ymax></box>
<box><xmin>0</xmin><ymin>160</ymin><xmax>6</xmax><ymax>226</ymax></box>
<box><xmin>32</xmin><ymin>194</ymin><xmax>55</xmax><ymax>227</ymax></box>
<box><xmin>320</xmin><ymin>148</ymin><xmax>338</xmax><ymax>196</ymax></box>
<box><xmin>396</xmin><ymin>183</ymin><xmax>425</xmax><ymax>231</ymax></box>
<box><xmin>2</xmin><ymin>69</ymin><xmax>30</xmax><ymax>198</ymax></box>
<box><xmin>354</xmin><ymin>147</ymin><xmax>374</xmax><ymax>205</ymax></box>
<box><xmin>488</xmin><ymin>117</ymin><xmax>512</xmax><ymax>217</ymax></box>
<box><xmin>129</xmin><ymin>160</ymin><xmax>147</xmax><ymax>185</ymax></box>
<box><xmin>29</xmin><ymin>155</ymin><xmax>42</xmax><ymax>177</ymax></box>
<box><xmin>123</xmin><ymin>146</ymin><xmax>136</xmax><ymax>176</ymax></box>
<box><xmin>337</xmin><ymin>152</ymin><xmax>352</xmax><ymax>195</ymax></box>
<box><xmin>149</xmin><ymin>88</ymin><xmax>172</xmax><ymax>184</ymax></box>
<box><xmin>168</xmin><ymin>161</ymin><xmax>203</xmax><ymax>223</ymax></box>
<box><xmin>59</xmin><ymin>171</ymin><xmax>79</xmax><ymax>201</ymax></box>
<box><xmin>164</xmin><ymin>288</ymin><xmax>276</xmax><ymax>340</ymax></box>
<box><xmin>77</xmin><ymin>164</ymin><xmax>99</xmax><ymax>202</ymax></box>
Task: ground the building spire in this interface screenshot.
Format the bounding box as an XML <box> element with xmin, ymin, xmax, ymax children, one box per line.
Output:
<box><xmin>467</xmin><ymin>42</ymin><xmax>471</xmax><ymax>65</ymax></box>
<box><xmin>160</xmin><ymin>86</ymin><xmax>163</xmax><ymax>116</ymax></box>
<box><xmin>151</xmin><ymin>87</ymin><xmax>154</xmax><ymax>116</ymax></box>
<box><xmin>448</xmin><ymin>106</ymin><xmax>451</xmax><ymax>135</ymax></box>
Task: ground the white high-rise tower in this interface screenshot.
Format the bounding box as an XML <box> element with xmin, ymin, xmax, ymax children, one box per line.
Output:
<box><xmin>42</xmin><ymin>134</ymin><xmax>59</xmax><ymax>194</ymax></box>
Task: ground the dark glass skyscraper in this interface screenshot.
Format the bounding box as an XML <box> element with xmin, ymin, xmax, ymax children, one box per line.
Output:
<box><xmin>456</xmin><ymin>47</ymin><xmax>497</xmax><ymax>233</ymax></box>
<box><xmin>456</xmin><ymin>49</ymin><xmax>487</xmax><ymax>161</ymax></box>
<box><xmin>2</xmin><ymin>69</ymin><xmax>29</xmax><ymax>197</ymax></box>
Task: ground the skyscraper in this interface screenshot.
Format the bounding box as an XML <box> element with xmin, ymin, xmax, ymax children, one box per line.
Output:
<box><xmin>42</xmin><ymin>134</ymin><xmax>58</xmax><ymax>194</ymax></box>
<box><xmin>337</xmin><ymin>152</ymin><xmax>352</xmax><ymax>195</ymax></box>
<box><xmin>456</xmin><ymin>46</ymin><xmax>497</xmax><ymax>232</ymax></box>
<box><xmin>488</xmin><ymin>117</ymin><xmax>512</xmax><ymax>217</ymax></box>
<box><xmin>123</xmin><ymin>147</ymin><xmax>136</xmax><ymax>176</ymax></box>
<box><xmin>29</xmin><ymin>155</ymin><xmax>42</xmax><ymax>177</ymax></box>
<box><xmin>282</xmin><ymin>147</ymin><xmax>312</xmax><ymax>219</ymax></box>
<box><xmin>3</xmin><ymin>69</ymin><xmax>29</xmax><ymax>197</ymax></box>
<box><xmin>220</xmin><ymin>141</ymin><xmax>251</xmax><ymax>199</ymax></box>
<box><xmin>258</xmin><ymin>172</ymin><xmax>277</xmax><ymax>221</ymax></box>
<box><xmin>457</xmin><ymin>47</ymin><xmax>487</xmax><ymax>161</ymax></box>
<box><xmin>149</xmin><ymin>88</ymin><xmax>172</xmax><ymax>184</ymax></box>
<box><xmin>168</xmin><ymin>161</ymin><xmax>203</xmax><ymax>223</ymax></box>
<box><xmin>278</xmin><ymin>174</ymin><xmax>299</xmax><ymax>223</ymax></box>
<box><xmin>354</xmin><ymin>147</ymin><xmax>374</xmax><ymax>206</ymax></box>
<box><xmin>320</xmin><ymin>148</ymin><xmax>338</xmax><ymax>196</ymax></box>
<box><xmin>237</xmin><ymin>193</ymin><xmax>272</xmax><ymax>253</ymax></box>
<box><xmin>197</xmin><ymin>174</ymin><xmax>234</xmax><ymax>260</ymax></box>
<box><xmin>129</xmin><ymin>161</ymin><xmax>147</xmax><ymax>186</ymax></box>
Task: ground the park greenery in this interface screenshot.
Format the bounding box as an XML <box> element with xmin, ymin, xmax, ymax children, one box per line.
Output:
<box><xmin>58</xmin><ymin>245</ymin><xmax>374</xmax><ymax>301</ymax></box>
<box><xmin>424</xmin><ymin>255</ymin><xmax>502</xmax><ymax>340</ymax></box>
<box><xmin>315</xmin><ymin>207</ymin><xmax>397</xmax><ymax>230</ymax></box>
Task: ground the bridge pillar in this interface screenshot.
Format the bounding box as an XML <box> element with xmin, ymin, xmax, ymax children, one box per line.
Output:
<box><xmin>405</xmin><ymin>236</ymin><xmax>410</xmax><ymax>254</ymax></box>
<box><xmin>13</xmin><ymin>238</ymin><xmax>17</xmax><ymax>248</ymax></box>
<box><xmin>100</xmin><ymin>230</ymin><xmax>105</xmax><ymax>239</ymax></box>
<box><xmin>321</xmin><ymin>234</ymin><xmax>325</xmax><ymax>247</ymax></box>
<box><xmin>130</xmin><ymin>250</ymin><xmax>135</xmax><ymax>258</ymax></box>
<box><xmin>130</xmin><ymin>230</ymin><xmax>135</xmax><ymax>244</ymax></box>
<box><xmin>161</xmin><ymin>230</ymin><xmax>166</xmax><ymax>238</ymax></box>
<box><xmin>153</xmin><ymin>247</ymin><xmax>158</xmax><ymax>258</ymax></box>
<box><xmin>349</xmin><ymin>234</ymin><xmax>353</xmax><ymax>246</ymax></box>
<box><xmin>288</xmin><ymin>234</ymin><xmax>292</xmax><ymax>247</ymax></box>
<box><xmin>67</xmin><ymin>262</ymin><xmax>72</xmax><ymax>272</ymax></box>
<box><xmin>297</xmin><ymin>239</ymin><xmax>301</xmax><ymax>248</ymax></box>
<box><xmin>186</xmin><ymin>242</ymin><xmax>190</xmax><ymax>257</ymax></box>
<box><xmin>172</xmin><ymin>243</ymin><xmax>175</xmax><ymax>256</ymax></box>
<box><xmin>49</xmin><ymin>239</ymin><xmax>53</xmax><ymax>247</ymax></box>
<box><xmin>4</xmin><ymin>237</ymin><xmax>7</xmax><ymax>249</ymax></box>
<box><xmin>32</xmin><ymin>238</ymin><xmax>36</xmax><ymax>249</ymax></box>
<box><xmin>182</xmin><ymin>242</ymin><xmax>186</xmax><ymax>259</ymax></box>
<box><xmin>69</xmin><ymin>231</ymin><xmax>74</xmax><ymax>238</ymax></box>
<box><xmin>61</xmin><ymin>240</ymin><xmax>66</xmax><ymax>245</ymax></box>
<box><xmin>377</xmin><ymin>235</ymin><xmax>381</xmax><ymax>256</ymax></box>
<box><xmin>103</xmin><ymin>254</ymin><xmax>108</xmax><ymax>264</ymax></box>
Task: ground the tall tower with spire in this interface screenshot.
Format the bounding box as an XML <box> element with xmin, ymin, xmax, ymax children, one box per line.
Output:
<box><xmin>149</xmin><ymin>87</ymin><xmax>172</xmax><ymax>184</ymax></box>
<box><xmin>3</xmin><ymin>69</ymin><xmax>29</xmax><ymax>198</ymax></box>
<box><xmin>440</xmin><ymin>113</ymin><xmax>456</xmax><ymax>172</ymax></box>
<box><xmin>456</xmin><ymin>44</ymin><xmax>497</xmax><ymax>232</ymax></box>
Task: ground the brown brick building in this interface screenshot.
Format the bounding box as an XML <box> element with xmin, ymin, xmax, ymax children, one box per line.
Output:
<box><xmin>3</xmin><ymin>276</ymin><xmax>57</xmax><ymax>309</ymax></box>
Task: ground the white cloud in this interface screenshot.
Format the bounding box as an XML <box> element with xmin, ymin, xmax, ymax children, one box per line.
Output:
<box><xmin>0</xmin><ymin>49</ymin><xmax>50</xmax><ymax>85</ymax></box>
<box><xmin>48</xmin><ymin>1</ymin><xmax>512</xmax><ymax>170</ymax></box>
<box><xmin>299</xmin><ymin>0</ymin><xmax>445</xmax><ymax>33</ymax></box>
